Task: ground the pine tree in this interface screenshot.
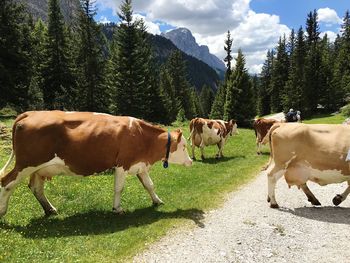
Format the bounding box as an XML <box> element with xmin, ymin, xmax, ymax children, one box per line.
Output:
<box><xmin>200</xmin><ymin>85</ymin><xmax>215</xmax><ymax>118</ymax></box>
<box><xmin>165</xmin><ymin>50</ymin><xmax>195</xmax><ymax>119</ymax></box>
<box><xmin>258</xmin><ymin>50</ymin><xmax>274</xmax><ymax>115</ymax></box>
<box><xmin>159</xmin><ymin>65</ymin><xmax>178</xmax><ymax>124</ymax></box>
<box><xmin>76</xmin><ymin>0</ymin><xmax>110</xmax><ymax>112</ymax></box>
<box><xmin>210</xmin><ymin>83</ymin><xmax>226</xmax><ymax>119</ymax></box>
<box><xmin>134</xmin><ymin>20</ymin><xmax>165</xmax><ymax>122</ymax></box>
<box><xmin>40</xmin><ymin>0</ymin><xmax>76</xmax><ymax>110</ymax></box>
<box><xmin>333</xmin><ymin>10</ymin><xmax>350</xmax><ymax>103</ymax></box>
<box><xmin>28</xmin><ymin>19</ymin><xmax>46</xmax><ymax>110</ymax></box>
<box><xmin>224</xmin><ymin>49</ymin><xmax>255</xmax><ymax>126</ymax></box>
<box><xmin>0</xmin><ymin>0</ymin><xmax>31</xmax><ymax>110</ymax></box>
<box><xmin>224</xmin><ymin>30</ymin><xmax>233</xmax><ymax>78</ymax></box>
<box><xmin>269</xmin><ymin>36</ymin><xmax>289</xmax><ymax>113</ymax></box>
<box><xmin>110</xmin><ymin>0</ymin><xmax>164</xmax><ymax>120</ymax></box>
<box><xmin>283</xmin><ymin>27</ymin><xmax>306</xmax><ymax>112</ymax></box>
<box><xmin>303</xmin><ymin>9</ymin><xmax>322</xmax><ymax>115</ymax></box>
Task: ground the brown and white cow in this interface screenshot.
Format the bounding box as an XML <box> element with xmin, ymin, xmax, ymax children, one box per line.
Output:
<box><xmin>189</xmin><ymin>118</ymin><xmax>238</xmax><ymax>160</ymax></box>
<box><xmin>266</xmin><ymin>122</ymin><xmax>350</xmax><ymax>208</ymax></box>
<box><xmin>0</xmin><ymin>111</ymin><xmax>192</xmax><ymax>217</ymax></box>
<box><xmin>253</xmin><ymin>118</ymin><xmax>278</xmax><ymax>155</ymax></box>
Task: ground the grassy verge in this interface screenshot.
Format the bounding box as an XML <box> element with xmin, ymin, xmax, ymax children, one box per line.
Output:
<box><xmin>303</xmin><ymin>113</ymin><xmax>346</xmax><ymax>124</ymax></box>
<box><xmin>0</xmin><ymin>112</ymin><xmax>345</xmax><ymax>262</ymax></box>
<box><xmin>0</xmin><ymin>118</ymin><xmax>270</xmax><ymax>262</ymax></box>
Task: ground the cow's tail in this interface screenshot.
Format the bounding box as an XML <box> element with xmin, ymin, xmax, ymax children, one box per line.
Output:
<box><xmin>0</xmin><ymin>150</ymin><xmax>14</xmax><ymax>179</ymax></box>
<box><xmin>260</xmin><ymin>123</ymin><xmax>281</xmax><ymax>170</ymax></box>
<box><xmin>188</xmin><ymin>118</ymin><xmax>197</xmax><ymax>144</ymax></box>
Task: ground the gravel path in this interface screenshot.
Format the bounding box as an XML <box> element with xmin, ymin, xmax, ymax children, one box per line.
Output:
<box><xmin>134</xmin><ymin>114</ymin><xmax>350</xmax><ymax>263</ymax></box>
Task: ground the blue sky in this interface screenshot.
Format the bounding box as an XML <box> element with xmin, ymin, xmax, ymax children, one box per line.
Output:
<box><xmin>251</xmin><ymin>0</ymin><xmax>348</xmax><ymax>33</ymax></box>
<box><xmin>95</xmin><ymin>0</ymin><xmax>349</xmax><ymax>73</ymax></box>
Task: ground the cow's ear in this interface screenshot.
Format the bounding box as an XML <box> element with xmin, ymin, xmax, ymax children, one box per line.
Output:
<box><xmin>175</xmin><ymin>129</ymin><xmax>183</xmax><ymax>143</ymax></box>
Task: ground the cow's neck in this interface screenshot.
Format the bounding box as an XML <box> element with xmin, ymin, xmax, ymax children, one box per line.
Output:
<box><xmin>138</xmin><ymin>121</ymin><xmax>170</xmax><ymax>165</ymax></box>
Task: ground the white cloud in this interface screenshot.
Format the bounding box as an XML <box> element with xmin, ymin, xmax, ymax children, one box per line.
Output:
<box><xmin>318</xmin><ymin>8</ymin><xmax>342</xmax><ymax>25</ymax></box>
<box><xmin>195</xmin><ymin>10</ymin><xmax>290</xmax><ymax>73</ymax></box>
<box><xmin>95</xmin><ymin>0</ymin><xmax>291</xmax><ymax>73</ymax></box>
<box><xmin>133</xmin><ymin>14</ymin><xmax>161</xmax><ymax>35</ymax></box>
<box><xmin>320</xmin><ymin>30</ymin><xmax>338</xmax><ymax>42</ymax></box>
<box><xmin>98</xmin><ymin>16</ymin><xmax>111</xmax><ymax>24</ymax></box>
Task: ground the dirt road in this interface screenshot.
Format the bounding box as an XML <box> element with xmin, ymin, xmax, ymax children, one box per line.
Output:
<box><xmin>134</xmin><ymin>114</ymin><xmax>350</xmax><ymax>263</ymax></box>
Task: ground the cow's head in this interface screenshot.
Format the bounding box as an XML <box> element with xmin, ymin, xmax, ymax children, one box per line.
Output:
<box><xmin>168</xmin><ymin>129</ymin><xmax>192</xmax><ymax>167</ymax></box>
<box><xmin>226</xmin><ymin>119</ymin><xmax>238</xmax><ymax>136</ymax></box>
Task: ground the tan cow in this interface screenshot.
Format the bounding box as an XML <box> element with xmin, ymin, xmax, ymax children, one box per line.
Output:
<box><xmin>0</xmin><ymin>111</ymin><xmax>192</xmax><ymax>217</ymax></box>
<box><xmin>189</xmin><ymin>118</ymin><xmax>238</xmax><ymax>160</ymax></box>
<box><xmin>266</xmin><ymin>122</ymin><xmax>350</xmax><ymax>208</ymax></box>
<box><xmin>253</xmin><ymin>118</ymin><xmax>278</xmax><ymax>155</ymax></box>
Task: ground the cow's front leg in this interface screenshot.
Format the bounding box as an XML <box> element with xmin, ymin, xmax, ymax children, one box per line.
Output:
<box><xmin>113</xmin><ymin>167</ymin><xmax>126</xmax><ymax>214</ymax></box>
<box><xmin>137</xmin><ymin>172</ymin><xmax>163</xmax><ymax>206</ymax></box>
<box><xmin>333</xmin><ymin>181</ymin><xmax>350</xmax><ymax>206</ymax></box>
<box><xmin>266</xmin><ymin>164</ymin><xmax>284</xmax><ymax>208</ymax></box>
<box><xmin>28</xmin><ymin>172</ymin><xmax>57</xmax><ymax>216</ymax></box>
<box><xmin>0</xmin><ymin>168</ymin><xmax>23</xmax><ymax>217</ymax></box>
<box><xmin>301</xmin><ymin>183</ymin><xmax>321</xmax><ymax>206</ymax></box>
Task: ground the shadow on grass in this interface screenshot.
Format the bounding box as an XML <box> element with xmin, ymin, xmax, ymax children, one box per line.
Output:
<box><xmin>195</xmin><ymin>155</ymin><xmax>245</xmax><ymax>164</ymax></box>
<box><xmin>257</xmin><ymin>152</ymin><xmax>270</xmax><ymax>156</ymax></box>
<box><xmin>278</xmin><ymin>206</ymin><xmax>350</xmax><ymax>225</ymax></box>
<box><xmin>0</xmin><ymin>206</ymin><xmax>205</xmax><ymax>238</ymax></box>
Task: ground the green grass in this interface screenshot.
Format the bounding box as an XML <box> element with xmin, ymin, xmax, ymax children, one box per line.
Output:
<box><xmin>0</xmin><ymin>118</ymin><xmax>269</xmax><ymax>262</ymax></box>
<box><xmin>303</xmin><ymin>113</ymin><xmax>347</xmax><ymax>124</ymax></box>
<box><xmin>0</xmin><ymin>112</ymin><xmax>345</xmax><ymax>262</ymax></box>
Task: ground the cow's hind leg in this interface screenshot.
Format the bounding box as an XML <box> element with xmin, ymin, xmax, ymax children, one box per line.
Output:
<box><xmin>191</xmin><ymin>137</ymin><xmax>196</xmax><ymax>160</ymax></box>
<box><xmin>332</xmin><ymin>181</ymin><xmax>350</xmax><ymax>206</ymax></box>
<box><xmin>215</xmin><ymin>141</ymin><xmax>224</xmax><ymax>159</ymax></box>
<box><xmin>0</xmin><ymin>168</ymin><xmax>24</xmax><ymax>217</ymax></box>
<box><xmin>266</xmin><ymin>163</ymin><xmax>284</xmax><ymax>208</ymax></box>
<box><xmin>256</xmin><ymin>133</ymin><xmax>262</xmax><ymax>155</ymax></box>
<box><xmin>113</xmin><ymin>167</ymin><xmax>126</xmax><ymax>214</ymax></box>
<box><xmin>300</xmin><ymin>183</ymin><xmax>321</xmax><ymax>206</ymax></box>
<box><xmin>28</xmin><ymin>173</ymin><xmax>57</xmax><ymax>216</ymax></box>
<box><xmin>137</xmin><ymin>172</ymin><xmax>163</xmax><ymax>206</ymax></box>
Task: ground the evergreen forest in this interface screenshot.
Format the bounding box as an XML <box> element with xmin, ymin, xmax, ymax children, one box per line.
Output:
<box><xmin>1</xmin><ymin>0</ymin><xmax>349</xmax><ymax>126</ymax></box>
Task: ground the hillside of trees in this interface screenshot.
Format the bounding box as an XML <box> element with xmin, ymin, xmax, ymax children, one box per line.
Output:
<box><xmin>256</xmin><ymin>10</ymin><xmax>350</xmax><ymax>118</ymax></box>
<box><xmin>101</xmin><ymin>24</ymin><xmax>221</xmax><ymax>91</ymax></box>
<box><xmin>1</xmin><ymin>0</ymin><xmax>349</xmax><ymax>127</ymax></box>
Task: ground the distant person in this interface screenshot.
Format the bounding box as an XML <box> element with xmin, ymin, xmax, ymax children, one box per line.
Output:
<box><xmin>285</xmin><ymin>109</ymin><xmax>301</xmax><ymax>122</ymax></box>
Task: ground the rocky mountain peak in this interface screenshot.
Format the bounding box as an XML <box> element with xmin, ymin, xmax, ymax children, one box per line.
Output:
<box><xmin>162</xmin><ymin>27</ymin><xmax>226</xmax><ymax>72</ymax></box>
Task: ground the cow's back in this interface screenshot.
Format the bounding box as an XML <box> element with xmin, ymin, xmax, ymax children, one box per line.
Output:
<box><xmin>270</xmin><ymin>123</ymin><xmax>350</xmax><ymax>174</ymax></box>
<box><xmin>13</xmin><ymin>111</ymin><xmax>129</xmax><ymax>175</ymax></box>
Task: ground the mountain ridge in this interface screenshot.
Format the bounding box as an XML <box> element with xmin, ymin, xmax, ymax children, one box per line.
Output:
<box><xmin>16</xmin><ymin>0</ymin><xmax>80</xmax><ymax>23</ymax></box>
<box><xmin>162</xmin><ymin>28</ymin><xmax>226</xmax><ymax>72</ymax></box>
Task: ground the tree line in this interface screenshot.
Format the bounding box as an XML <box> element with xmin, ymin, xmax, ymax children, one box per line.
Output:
<box><xmin>2</xmin><ymin>0</ymin><xmax>348</xmax><ymax>126</ymax></box>
<box><xmin>256</xmin><ymin>10</ymin><xmax>350</xmax><ymax>118</ymax></box>
<box><xmin>0</xmin><ymin>0</ymin><xmax>219</xmax><ymax>124</ymax></box>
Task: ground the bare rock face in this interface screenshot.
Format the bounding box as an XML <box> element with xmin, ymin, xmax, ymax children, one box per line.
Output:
<box><xmin>162</xmin><ymin>28</ymin><xmax>226</xmax><ymax>72</ymax></box>
<box><xmin>17</xmin><ymin>0</ymin><xmax>80</xmax><ymax>23</ymax></box>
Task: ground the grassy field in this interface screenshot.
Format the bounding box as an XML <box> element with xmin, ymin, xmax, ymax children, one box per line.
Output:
<box><xmin>0</xmin><ymin>113</ymin><xmax>346</xmax><ymax>262</ymax></box>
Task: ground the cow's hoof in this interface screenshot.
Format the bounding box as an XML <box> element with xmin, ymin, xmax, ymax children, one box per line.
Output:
<box><xmin>310</xmin><ymin>199</ymin><xmax>321</xmax><ymax>206</ymax></box>
<box><xmin>192</xmin><ymin>157</ymin><xmax>196</xmax><ymax>161</ymax></box>
<box><xmin>112</xmin><ymin>207</ymin><xmax>125</xmax><ymax>215</ymax></box>
<box><xmin>45</xmin><ymin>208</ymin><xmax>58</xmax><ymax>217</ymax></box>
<box><xmin>257</xmin><ymin>152</ymin><xmax>261</xmax><ymax>155</ymax></box>
<box><xmin>0</xmin><ymin>210</ymin><xmax>6</xmax><ymax>218</ymax></box>
<box><xmin>152</xmin><ymin>201</ymin><xmax>164</xmax><ymax>207</ymax></box>
<box><xmin>270</xmin><ymin>203</ymin><xmax>279</xmax><ymax>209</ymax></box>
<box><xmin>332</xmin><ymin>194</ymin><xmax>343</xmax><ymax>206</ymax></box>
<box><xmin>267</xmin><ymin>196</ymin><xmax>271</xmax><ymax>203</ymax></box>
